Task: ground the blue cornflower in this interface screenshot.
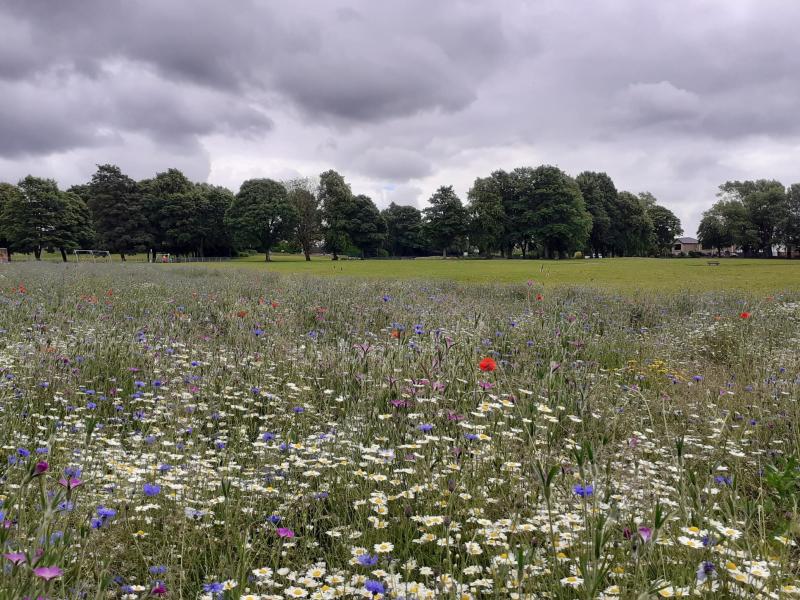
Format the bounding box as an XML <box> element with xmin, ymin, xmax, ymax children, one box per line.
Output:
<box><xmin>97</xmin><ymin>506</ymin><xmax>117</xmax><ymax>520</ymax></box>
<box><xmin>357</xmin><ymin>554</ymin><xmax>379</xmax><ymax>567</ymax></box>
<box><xmin>17</xmin><ymin>448</ymin><xmax>30</xmax><ymax>458</ymax></box>
<box><xmin>417</xmin><ymin>423</ymin><xmax>434</xmax><ymax>433</ymax></box>
<box><xmin>365</xmin><ymin>580</ymin><xmax>385</xmax><ymax>595</ymax></box>
<box><xmin>573</xmin><ymin>484</ymin><xmax>594</xmax><ymax>498</ymax></box>
<box><xmin>149</xmin><ymin>565</ymin><xmax>168</xmax><ymax>575</ymax></box>
<box><xmin>413</xmin><ymin>324</ymin><xmax>425</xmax><ymax>335</ymax></box>
<box><xmin>203</xmin><ymin>582</ymin><xmax>224</xmax><ymax>595</ymax></box>
<box><xmin>262</xmin><ymin>432</ymin><xmax>276</xmax><ymax>442</ymax></box>
<box><xmin>143</xmin><ymin>483</ymin><xmax>161</xmax><ymax>497</ymax></box>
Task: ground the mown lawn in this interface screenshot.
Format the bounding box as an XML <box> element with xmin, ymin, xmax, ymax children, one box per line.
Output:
<box><xmin>12</xmin><ymin>252</ymin><xmax>800</xmax><ymax>292</ymax></box>
<box><xmin>220</xmin><ymin>255</ymin><xmax>800</xmax><ymax>293</ymax></box>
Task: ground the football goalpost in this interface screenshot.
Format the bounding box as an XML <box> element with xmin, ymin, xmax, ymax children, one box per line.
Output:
<box><xmin>74</xmin><ymin>250</ymin><xmax>111</xmax><ymax>262</ymax></box>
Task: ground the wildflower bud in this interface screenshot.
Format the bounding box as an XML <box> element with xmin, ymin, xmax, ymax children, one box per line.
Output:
<box><xmin>33</xmin><ymin>461</ymin><xmax>49</xmax><ymax>476</ymax></box>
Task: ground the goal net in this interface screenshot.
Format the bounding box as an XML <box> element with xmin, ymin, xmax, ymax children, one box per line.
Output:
<box><xmin>74</xmin><ymin>250</ymin><xmax>111</xmax><ymax>262</ymax></box>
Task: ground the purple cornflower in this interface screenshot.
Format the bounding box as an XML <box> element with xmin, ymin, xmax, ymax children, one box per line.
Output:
<box><xmin>573</xmin><ymin>484</ymin><xmax>594</xmax><ymax>498</ymax></box>
<box><xmin>365</xmin><ymin>580</ymin><xmax>385</xmax><ymax>595</ymax></box>
<box><xmin>357</xmin><ymin>553</ymin><xmax>379</xmax><ymax>567</ymax></box>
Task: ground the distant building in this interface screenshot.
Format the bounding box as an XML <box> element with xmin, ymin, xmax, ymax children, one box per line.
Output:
<box><xmin>672</xmin><ymin>237</ymin><xmax>701</xmax><ymax>255</ymax></box>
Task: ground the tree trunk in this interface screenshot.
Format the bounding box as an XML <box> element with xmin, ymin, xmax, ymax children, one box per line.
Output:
<box><xmin>34</xmin><ymin>247</ymin><xmax>42</xmax><ymax>261</ymax></box>
<box><xmin>120</xmin><ymin>252</ymin><xmax>126</xmax><ymax>262</ymax></box>
<box><xmin>265</xmin><ymin>248</ymin><xmax>271</xmax><ymax>262</ymax></box>
<box><xmin>332</xmin><ymin>251</ymin><xmax>338</xmax><ymax>261</ymax></box>
<box><xmin>60</xmin><ymin>248</ymin><xmax>68</xmax><ymax>262</ymax></box>
<box><xmin>304</xmin><ymin>246</ymin><xmax>311</xmax><ymax>261</ymax></box>
<box><xmin>442</xmin><ymin>248</ymin><xmax>447</xmax><ymax>258</ymax></box>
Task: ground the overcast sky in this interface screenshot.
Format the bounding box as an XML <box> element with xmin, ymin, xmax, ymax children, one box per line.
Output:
<box><xmin>2</xmin><ymin>1</ymin><xmax>799</xmax><ymax>235</ymax></box>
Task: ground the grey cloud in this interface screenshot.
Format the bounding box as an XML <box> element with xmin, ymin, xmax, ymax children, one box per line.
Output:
<box><xmin>1</xmin><ymin>0</ymin><xmax>800</xmax><ymax>237</ymax></box>
<box><xmin>351</xmin><ymin>148</ymin><xmax>433</xmax><ymax>182</ymax></box>
<box><xmin>619</xmin><ymin>81</ymin><xmax>703</xmax><ymax>127</ymax></box>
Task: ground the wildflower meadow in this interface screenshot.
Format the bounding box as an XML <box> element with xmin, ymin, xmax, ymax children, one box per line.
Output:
<box><xmin>1</xmin><ymin>263</ymin><xmax>799</xmax><ymax>600</ymax></box>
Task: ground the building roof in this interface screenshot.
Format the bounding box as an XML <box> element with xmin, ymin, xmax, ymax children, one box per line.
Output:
<box><xmin>676</xmin><ymin>237</ymin><xmax>698</xmax><ymax>244</ymax></box>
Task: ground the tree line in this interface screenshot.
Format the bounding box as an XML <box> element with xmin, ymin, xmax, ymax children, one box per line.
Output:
<box><xmin>698</xmin><ymin>180</ymin><xmax>800</xmax><ymax>257</ymax></box>
<box><xmin>0</xmin><ymin>163</ymin><xmax>686</xmax><ymax>261</ymax></box>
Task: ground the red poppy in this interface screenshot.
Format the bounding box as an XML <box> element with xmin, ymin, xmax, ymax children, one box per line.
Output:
<box><xmin>391</xmin><ymin>329</ymin><xmax>400</xmax><ymax>339</ymax></box>
<box><xmin>479</xmin><ymin>357</ymin><xmax>497</xmax><ymax>372</ymax></box>
<box><xmin>535</xmin><ymin>293</ymin><xmax>543</xmax><ymax>301</ymax></box>
<box><xmin>739</xmin><ymin>312</ymin><xmax>751</xmax><ymax>319</ymax></box>
<box><xmin>271</xmin><ymin>301</ymin><xmax>279</xmax><ymax>308</ymax></box>
<box><xmin>236</xmin><ymin>310</ymin><xmax>248</xmax><ymax>318</ymax></box>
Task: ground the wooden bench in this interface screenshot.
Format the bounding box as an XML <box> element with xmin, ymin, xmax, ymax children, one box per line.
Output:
<box><xmin>707</xmin><ymin>261</ymin><xmax>720</xmax><ymax>266</ymax></box>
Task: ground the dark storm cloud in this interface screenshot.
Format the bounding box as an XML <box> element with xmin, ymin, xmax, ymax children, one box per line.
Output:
<box><xmin>1</xmin><ymin>0</ymin><xmax>799</xmax><ymax>234</ymax></box>
<box><xmin>351</xmin><ymin>148</ymin><xmax>432</xmax><ymax>181</ymax></box>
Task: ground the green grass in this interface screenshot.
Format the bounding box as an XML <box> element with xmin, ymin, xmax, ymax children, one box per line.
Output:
<box><xmin>14</xmin><ymin>251</ymin><xmax>800</xmax><ymax>292</ymax></box>
<box><xmin>219</xmin><ymin>255</ymin><xmax>800</xmax><ymax>293</ymax></box>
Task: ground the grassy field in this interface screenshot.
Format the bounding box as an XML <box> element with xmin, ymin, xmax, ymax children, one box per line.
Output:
<box><xmin>0</xmin><ymin>263</ymin><xmax>799</xmax><ymax>598</ymax></box>
<box><xmin>221</xmin><ymin>255</ymin><xmax>800</xmax><ymax>292</ymax></box>
<box><xmin>15</xmin><ymin>252</ymin><xmax>800</xmax><ymax>293</ymax></box>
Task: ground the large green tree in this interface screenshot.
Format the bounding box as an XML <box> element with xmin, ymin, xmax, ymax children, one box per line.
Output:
<box><xmin>140</xmin><ymin>168</ymin><xmax>195</xmax><ymax>257</ymax></box>
<box><xmin>510</xmin><ymin>166</ymin><xmax>591</xmax><ymax>258</ymax></box>
<box><xmin>0</xmin><ymin>183</ymin><xmax>22</xmax><ymax>259</ymax></box>
<box><xmin>783</xmin><ymin>184</ymin><xmax>800</xmax><ymax>257</ymax></box>
<box><xmin>87</xmin><ymin>164</ymin><xmax>152</xmax><ymax>260</ymax></box>
<box><xmin>346</xmin><ymin>195</ymin><xmax>386</xmax><ymax>258</ymax></box>
<box><xmin>319</xmin><ymin>170</ymin><xmax>354</xmax><ymax>260</ymax></box>
<box><xmin>194</xmin><ymin>183</ymin><xmax>234</xmax><ymax>257</ymax></box>
<box><xmin>576</xmin><ymin>171</ymin><xmax>617</xmax><ymax>256</ymax></box>
<box><xmin>698</xmin><ymin>199</ymin><xmax>756</xmax><ymax>255</ymax></box>
<box><xmin>718</xmin><ymin>180</ymin><xmax>786</xmax><ymax>256</ymax></box>
<box><xmin>697</xmin><ymin>205</ymin><xmax>732</xmax><ymax>256</ymax></box>
<box><xmin>613</xmin><ymin>191</ymin><xmax>654</xmax><ymax>256</ymax></box>
<box><xmin>423</xmin><ymin>186</ymin><xmax>468</xmax><ymax>258</ymax></box>
<box><xmin>646</xmin><ymin>202</ymin><xmax>682</xmax><ymax>256</ymax></box>
<box><xmin>55</xmin><ymin>192</ymin><xmax>95</xmax><ymax>261</ymax></box>
<box><xmin>286</xmin><ymin>178</ymin><xmax>321</xmax><ymax>261</ymax></box>
<box><xmin>467</xmin><ymin>177</ymin><xmax>505</xmax><ymax>257</ymax></box>
<box><xmin>226</xmin><ymin>178</ymin><xmax>297</xmax><ymax>261</ymax></box>
<box><xmin>382</xmin><ymin>203</ymin><xmax>425</xmax><ymax>256</ymax></box>
<box><xmin>1</xmin><ymin>177</ymin><xmax>65</xmax><ymax>260</ymax></box>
